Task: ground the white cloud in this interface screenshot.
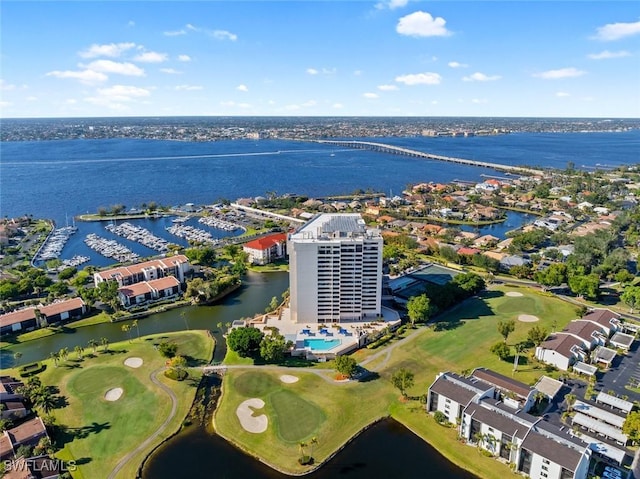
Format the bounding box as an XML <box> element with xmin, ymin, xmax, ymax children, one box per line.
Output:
<box><xmin>175</xmin><ymin>85</ymin><xmax>203</xmax><ymax>91</ymax></box>
<box><xmin>375</xmin><ymin>0</ymin><xmax>409</xmax><ymax>10</ymax></box>
<box><xmin>178</xmin><ymin>54</ymin><xmax>191</xmax><ymax>62</ymax></box>
<box><xmin>95</xmin><ymin>84</ymin><xmax>151</xmax><ymax>100</ymax></box>
<box><xmin>164</xmin><ymin>29</ymin><xmax>187</xmax><ymax>36</ymax></box>
<box><xmin>396</xmin><ymin>11</ymin><xmax>451</xmax><ymax>37</ymax></box>
<box><xmin>133</xmin><ymin>51</ymin><xmax>168</xmax><ymax>63</ymax></box>
<box><xmin>302</xmin><ymin>100</ymin><xmax>317</xmax><ymax>107</ymax></box>
<box><xmin>160</xmin><ymin>68</ymin><xmax>182</xmax><ymax>74</ymax></box>
<box><xmin>395</xmin><ymin>72</ymin><xmax>442</xmax><ymax>85</ymax></box>
<box><xmin>587</xmin><ymin>50</ymin><xmax>631</xmax><ymax>60</ymax></box>
<box><xmin>127</xmin><ymin>21</ymin><xmax>135</xmax><ymax>27</ymax></box>
<box><xmin>533</xmin><ymin>67</ymin><xmax>586</xmax><ymax>79</ymax></box>
<box><xmin>213</xmin><ymin>30</ymin><xmax>238</xmax><ymax>41</ymax></box>
<box><xmin>322</xmin><ymin>68</ymin><xmax>336</xmax><ymax>75</ymax></box>
<box><xmin>78</xmin><ymin>42</ymin><xmax>136</xmax><ymax>59</ymax></box>
<box><xmin>378</xmin><ymin>84</ymin><xmax>398</xmax><ymax>91</ymax></box>
<box><xmin>284</xmin><ymin>104</ymin><xmax>301</xmax><ymax>111</ymax></box>
<box><xmin>46</xmin><ymin>69</ymin><xmax>108</xmax><ymax>84</ymax></box>
<box><xmin>26</xmin><ymin>96</ymin><xmax>37</xmax><ymax>101</ymax></box>
<box><xmin>448</xmin><ymin>61</ymin><xmax>468</xmax><ymax>68</ymax></box>
<box><xmin>471</xmin><ymin>98</ymin><xmax>488</xmax><ymax>104</ymax></box>
<box><xmin>306</xmin><ymin>68</ymin><xmax>319</xmax><ymax>75</ymax></box>
<box><xmin>593</xmin><ymin>20</ymin><xmax>640</xmax><ymax>41</ymax></box>
<box><xmin>353</xmin><ymin>70</ymin><xmax>362</xmax><ymax>76</ymax></box>
<box><xmin>0</xmin><ymin>101</ymin><xmax>12</xmax><ymax>108</ymax></box>
<box><xmin>236</xmin><ymin>84</ymin><xmax>248</xmax><ymax>92</ymax></box>
<box><xmin>363</xmin><ymin>92</ymin><xmax>379</xmax><ymax>99</ymax></box>
<box><xmin>82</xmin><ymin>60</ymin><xmax>145</xmax><ymax>76</ymax></box>
<box><xmin>462</xmin><ymin>72</ymin><xmax>501</xmax><ymax>82</ymax></box>
<box><xmin>332</xmin><ymin>103</ymin><xmax>344</xmax><ymax>109</ymax></box>
<box><xmin>0</xmin><ymin>80</ymin><xmax>16</xmax><ymax>91</ymax></box>
<box><xmin>556</xmin><ymin>92</ymin><xmax>570</xmax><ymax>97</ymax></box>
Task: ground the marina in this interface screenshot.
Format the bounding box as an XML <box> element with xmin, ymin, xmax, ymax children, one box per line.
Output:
<box><xmin>198</xmin><ymin>215</ymin><xmax>244</xmax><ymax>232</ymax></box>
<box><xmin>83</xmin><ymin>233</ymin><xmax>140</xmax><ymax>263</ymax></box>
<box><xmin>60</xmin><ymin>255</ymin><xmax>90</xmax><ymax>268</ymax></box>
<box><xmin>34</xmin><ymin>226</ymin><xmax>78</xmax><ymax>262</ymax></box>
<box><xmin>166</xmin><ymin>224</ymin><xmax>218</xmax><ymax>244</ymax></box>
<box><xmin>105</xmin><ymin>221</ymin><xmax>169</xmax><ymax>252</ymax></box>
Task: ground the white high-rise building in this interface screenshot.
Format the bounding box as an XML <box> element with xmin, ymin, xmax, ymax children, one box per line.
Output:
<box><xmin>288</xmin><ymin>213</ymin><xmax>383</xmax><ymax>324</ymax></box>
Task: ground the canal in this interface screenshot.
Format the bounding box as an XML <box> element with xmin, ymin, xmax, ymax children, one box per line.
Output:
<box><xmin>0</xmin><ymin>271</ymin><xmax>289</xmax><ymax>365</ymax></box>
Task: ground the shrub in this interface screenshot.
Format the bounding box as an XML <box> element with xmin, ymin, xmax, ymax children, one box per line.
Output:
<box><xmin>434</xmin><ymin>411</ymin><xmax>449</xmax><ymax>426</ymax></box>
<box><xmin>19</xmin><ymin>362</ymin><xmax>45</xmax><ymax>377</ymax></box>
<box><xmin>164</xmin><ymin>368</ymin><xmax>188</xmax><ymax>381</ymax></box>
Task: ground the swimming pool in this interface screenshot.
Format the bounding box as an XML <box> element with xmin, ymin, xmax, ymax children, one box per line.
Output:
<box><xmin>303</xmin><ymin>338</ymin><xmax>342</xmax><ymax>351</ymax></box>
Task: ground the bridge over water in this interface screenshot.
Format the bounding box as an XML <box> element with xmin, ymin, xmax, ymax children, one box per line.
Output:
<box><xmin>314</xmin><ymin>139</ymin><xmax>543</xmax><ymax>176</ymax></box>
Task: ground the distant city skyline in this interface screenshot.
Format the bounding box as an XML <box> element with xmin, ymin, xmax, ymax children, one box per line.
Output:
<box><xmin>1</xmin><ymin>1</ymin><xmax>639</xmax><ymax>119</ymax></box>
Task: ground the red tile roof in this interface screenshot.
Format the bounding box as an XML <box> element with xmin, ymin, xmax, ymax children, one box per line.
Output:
<box><xmin>243</xmin><ymin>233</ymin><xmax>287</xmax><ymax>251</ymax></box>
<box><xmin>40</xmin><ymin>298</ymin><xmax>85</xmax><ymax>317</ymax></box>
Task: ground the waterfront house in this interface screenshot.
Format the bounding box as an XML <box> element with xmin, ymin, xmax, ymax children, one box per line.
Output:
<box><xmin>426</xmin><ymin>372</ymin><xmax>493</xmax><ymax>424</ymax></box>
<box><xmin>0</xmin><ymin>298</ymin><xmax>86</xmax><ymax>335</ymax></box>
<box><xmin>94</xmin><ymin>255</ymin><xmax>191</xmax><ymax>288</ymax></box>
<box><xmin>242</xmin><ymin>232</ymin><xmax>288</xmax><ymax>265</ymax></box>
<box><xmin>117</xmin><ymin>276</ymin><xmax>181</xmax><ymax>309</ymax></box>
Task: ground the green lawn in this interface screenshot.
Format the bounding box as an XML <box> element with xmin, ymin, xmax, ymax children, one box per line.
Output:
<box><xmin>216</xmin><ymin>284</ymin><xmax>581</xmax><ymax>476</ymax></box>
<box><xmin>1</xmin><ymin>330</ymin><xmax>213</xmax><ymax>479</ymax></box>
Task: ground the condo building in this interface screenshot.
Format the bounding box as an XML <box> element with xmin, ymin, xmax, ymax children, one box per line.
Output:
<box><xmin>288</xmin><ymin>214</ymin><xmax>382</xmax><ymax>324</ymax></box>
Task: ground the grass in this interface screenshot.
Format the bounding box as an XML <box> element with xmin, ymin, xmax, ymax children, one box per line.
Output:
<box><xmin>216</xmin><ymin>284</ymin><xmax>580</xmax><ymax>476</ymax></box>
<box><xmin>1</xmin><ymin>330</ymin><xmax>213</xmax><ymax>479</ymax></box>
<box><xmin>0</xmin><ymin>313</ymin><xmax>112</xmax><ymax>348</ymax></box>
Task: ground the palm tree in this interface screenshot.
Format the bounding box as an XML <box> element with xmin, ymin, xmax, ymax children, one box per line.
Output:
<box><xmin>564</xmin><ymin>393</ymin><xmax>577</xmax><ymax>413</ymax></box>
<box><xmin>298</xmin><ymin>441</ymin><xmax>307</xmax><ymax>461</ymax></box>
<box><xmin>88</xmin><ymin>338</ymin><xmax>98</xmax><ymax>354</ymax></box>
<box><xmin>13</xmin><ymin>352</ymin><xmax>22</xmax><ymax>367</ymax></box>
<box><xmin>122</xmin><ymin>324</ymin><xmax>132</xmax><ymax>342</ymax></box>
<box><xmin>36</xmin><ymin>393</ymin><xmax>56</xmax><ymax>415</ymax></box>
<box><xmin>472</xmin><ymin>432</ymin><xmax>484</xmax><ymax>448</ymax></box>
<box><xmin>74</xmin><ymin>345</ymin><xmax>83</xmax><ymax>360</ymax></box>
<box><xmin>100</xmin><ymin>337</ymin><xmax>109</xmax><ymax>352</ymax></box>
<box><xmin>309</xmin><ymin>437</ymin><xmax>318</xmax><ymax>459</ymax></box>
<box><xmin>132</xmin><ymin>319</ymin><xmax>140</xmax><ymax>340</ymax></box>
<box><xmin>49</xmin><ymin>351</ymin><xmax>59</xmax><ymax>368</ymax></box>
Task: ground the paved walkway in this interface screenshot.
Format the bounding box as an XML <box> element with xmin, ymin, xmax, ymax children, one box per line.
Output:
<box><xmin>107</xmin><ymin>367</ymin><xmax>177</xmax><ymax>479</ymax></box>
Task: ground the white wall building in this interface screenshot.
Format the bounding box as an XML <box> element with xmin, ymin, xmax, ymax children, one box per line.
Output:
<box><xmin>288</xmin><ymin>214</ymin><xmax>382</xmax><ymax>324</ymax></box>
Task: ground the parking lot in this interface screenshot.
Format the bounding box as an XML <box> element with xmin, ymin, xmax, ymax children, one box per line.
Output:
<box><xmin>597</xmin><ymin>341</ymin><xmax>640</xmax><ymax>402</ymax></box>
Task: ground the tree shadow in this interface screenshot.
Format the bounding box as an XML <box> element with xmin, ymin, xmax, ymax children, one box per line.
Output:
<box><xmin>52</xmin><ymin>395</ymin><xmax>69</xmax><ymax>409</ymax></box>
<box><xmin>433</xmin><ymin>320</ymin><xmax>463</xmax><ymax>332</ymax></box>
<box><xmin>56</xmin><ymin>422</ymin><xmax>111</xmax><ymax>447</ymax></box>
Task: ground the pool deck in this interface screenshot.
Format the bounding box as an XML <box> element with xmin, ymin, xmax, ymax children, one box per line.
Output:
<box><xmin>251</xmin><ymin>306</ymin><xmax>401</xmax><ymax>359</ymax></box>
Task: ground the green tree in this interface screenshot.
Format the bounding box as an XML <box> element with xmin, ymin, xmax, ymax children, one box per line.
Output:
<box><xmin>564</xmin><ymin>393</ymin><xmax>577</xmax><ymax>412</ymax></box>
<box><xmin>50</xmin><ymin>351</ymin><xmax>59</xmax><ymax>368</ymax></box>
<box><xmin>490</xmin><ymin>341</ymin><xmax>511</xmax><ymax>361</ymax></box>
<box><xmin>622</xmin><ymin>411</ymin><xmax>640</xmax><ymax>443</ymax></box>
<box><xmin>100</xmin><ymin>337</ymin><xmax>109</xmax><ymax>352</ymax></box>
<box><xmin>227</xmin><ymin>327</ymin><xmax>264</xmax><ymax>357</ymax></box>
<box><xmin>13</xmin><ymin>352</ymin><xmax>22</xmax><ymax>367</ymax></box>
<box><xmin>391</xmin><ymin>368</ymin><xmax>415</xmax><ymax>398</ymax></box>
<box><xmin>34</xmin><ymin>388</ymin><xmax>56</xmax><ymax>414</ymax></box>
<box><xmin>621</xmin><ymin>286</ymin><xmax>640</xmax><ymax>314</ymax></box>
<box><xmin>497</xmin><ymin>319</ymin><xmax>516</xmax><ymax>342</ymax></box>
<box><xmin>259</xmin><ymin>333</ymin><xmax>290</xmax><ymax>363</ymax></box>
<box><xmin>122</xmin><ymin>324</ymin><xmax>132</xmax><ymax>342</ymax></box>
<box><xmin>407</xmin><ymin>294</ymin><xmax>431</xmax><ymax>327</ymax></box>
<box><xmin>568</xmin><ymin>273</ymin><xmax>600</xmax><ymax>300</ymax></box>
<box><xmin>534</xmin><ymin>263</ymin><xmax>567</xmax><ymax>290</ymax></box>
<box><xmin>97</xmin><ymin>280</ymin><xmax>120</xmax><ymax>310</ymax></box>
<box><xmin>132</xmin><ymin>319</ymin><xmax>140</xmax><ymax>339</ymax></box>
<box><xmin>334</xmin><ymin>355</ymin><xmax>358</xmax><ymax>378</ymax></box>
<box><xmin>527</xmin><ymin>325</ymin><xmax>549</xmax><ymax>347</ymax></box>
<box><xmin>158</xmin><ymin>342</ymin><xmax>178</xmax><ymax>358</ymax></box>
<box><xmin>74</xmin><ymin>345</ymin><xmax>84</xmax><ymax>360</ymax></box>
<box><xmin>266</xmin><ymin>296</ymin><xmax>279</xmax><ymax>313</ymax></box>
<box><xmin>88</xmin><ymin>338</ymin><xmax>98</xmax><ymax>354</ymax></box>
<box><xmin>168</xmin><ymin>355</ymin><xmax>187</xmax><ymax>370</ymax></box>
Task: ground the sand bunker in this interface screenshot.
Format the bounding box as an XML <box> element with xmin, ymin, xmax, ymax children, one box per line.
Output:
<box><xmin>280</xmin><ymin>374</ymin><xmax>299</xmax><ymax>384</ymax></box>
<box><xmin>105</xmin><ymin>388</ymin><xmax>123</xmax><ymax>401</ymax></box>
<box><xmin>124</xmin><ymin>357</ymin><xmax>143</xmax><ymax>368</ymax></box>
<box><xmin>518</xmin><ymin>314</ymin><xmax>539</xmax><ymax>322</ymax></box>
<box><xmin>506</xmin><ymin>291</ymin><xmax>524</xmax><ymax>297</ymax></box>
<box><xmin>236</xmin><ymin>398</ymin><xmax>268</xmax><ymax>433</ymax></box>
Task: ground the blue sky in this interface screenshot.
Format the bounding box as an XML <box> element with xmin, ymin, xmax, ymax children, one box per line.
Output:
<box><xmin>1</xmin><ymin>1</ymin><xmax>639</xmax><ymax>118</ymax></box>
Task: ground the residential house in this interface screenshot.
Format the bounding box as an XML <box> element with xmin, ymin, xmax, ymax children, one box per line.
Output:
<box><xmin>118</xmin><ymin>276</ymin><xmax>181</xmax><ymax>309</ymax></box>
<box><xmin>0</xmin><ymin>298</ymin><xmax>86</xmax><ymax>335</ymax></box>
<box><xmin>536</xmin><ymin>333</ymin><xmax>588</xmax><ymax>371</ymax></box>
<box><xmin>471</xmin><ymin>368</ymin><xmax>537</xmax><ymax>413</ymax></box>
<box><xmin>242</xmin><ymin>232</ymin><xmax>288</xmax><ymax>265</ymax></box>
<box><xmin>0</xmin><ymin>417</ymin><xmax>49</xmax><ymax>460</ymax></box>
<box><xmin>426</xmin><ymin>372</ymin><xmax>493</xmax><ymax>424</ymax></box>
<box><xmin>93</xmin><ymin>255</ymin><xmax>191</xmax><ymax>288</ymax></box>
